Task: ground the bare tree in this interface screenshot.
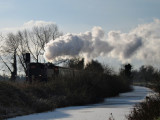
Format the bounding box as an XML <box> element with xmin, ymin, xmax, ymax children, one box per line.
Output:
<box><xmin>14</xmin><ymin>24</ymin><xmax>62</xmax><ymax>75</ymax></box>
<box><xmin>16</xmin><ymin>30</ymin><xmax>29</xmax><ymax>75</ymax></box>
<box><xmin>0</xmin><ymin>24</ymin><xmax>62</xmax><ymax>80</ymax></box>
<box><xmin>26</xmin><ymin>24</ymin><xmax>62</xmax><ymax>63</ymax></box>
<box><xmin>1</xmin><ymin>33</ymin><xmax>19</xmax><ymax>81</ymax></box>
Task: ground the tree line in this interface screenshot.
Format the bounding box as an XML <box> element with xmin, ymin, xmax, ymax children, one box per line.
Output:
<box><xmin>132</xmin><ymin>65</ymin><xmax>160</xmax><ymax>84</ymax></box>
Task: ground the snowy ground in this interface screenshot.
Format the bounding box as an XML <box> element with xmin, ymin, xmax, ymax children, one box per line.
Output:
<box><xmin>9</xmin><ymin>86</ymin><xmax>153</xmax><ymax>120</ymax></box>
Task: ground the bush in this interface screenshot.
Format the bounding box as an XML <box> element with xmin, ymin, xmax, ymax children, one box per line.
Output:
<box><xmin>127</xmin><ymin>95</ymin><xmax>160</xmax><ymax>120</ymax></box>
<box><xmin>0</xmin><ymin>69</ymin><xmax>132</xmax><ymax>119</ymax></box>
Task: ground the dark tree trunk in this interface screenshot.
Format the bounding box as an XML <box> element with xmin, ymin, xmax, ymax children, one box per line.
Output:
<box><xmin>36</xmin><ymin>54</ymin><xmax>38</xmax><ymax>63</ymax></box>
<box><xmin>10</xmin><ymin>51</ymin><xmax>17</xmax><ymax>81</ymax></box>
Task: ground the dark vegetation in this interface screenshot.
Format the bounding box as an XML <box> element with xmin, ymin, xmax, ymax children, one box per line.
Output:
<box><xmin>126</xmin><ymin>65</ymin><xmax>160</xmax><ymax>120</ymax></box>
<box><xmin>0</xmin><ymin>59</ymin><xmax>132</xmax><ymax>119</ymax></box>
<box><xmin>127</xmin><ymin>95</ymin><xmax>160</xmax><ymax>120</ymax></box>
<box><xmin>132</xmin><ymin>65</ymin><xmax>160</xmax><ymax>91</ymax></box>
<box><xmin>108</xmin><ymin>65</ymin><xmax>160</xmax><ymax>120</ymax></box>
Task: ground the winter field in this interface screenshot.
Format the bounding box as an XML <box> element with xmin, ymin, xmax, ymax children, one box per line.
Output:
<box><xmin>9</xmin><ymin>86</ymin><xmax>153</xmax><ymax>120</ymax></box>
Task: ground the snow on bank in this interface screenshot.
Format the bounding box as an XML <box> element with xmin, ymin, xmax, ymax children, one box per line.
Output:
<box><xmin>9</xmin><ymin>86</ymin><xmax>153</xmax><ymax>120</ymax></box>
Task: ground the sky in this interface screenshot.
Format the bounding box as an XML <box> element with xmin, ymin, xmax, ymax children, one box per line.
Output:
<box><xmin>1</xmin><ymin>0</ymin><xmax>160</xmax><ymax>33</ymax></box>
<box><xmin>1</xmin><ymin>0</ymin><xmax>160</xmax><ymax>70</ymax></box>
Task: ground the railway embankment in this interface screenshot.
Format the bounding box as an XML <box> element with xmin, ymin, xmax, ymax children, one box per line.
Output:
<box><xmin>0</xmin><ymin>72</ymin><xmax>132</xmax><ymax>120</ymax></box>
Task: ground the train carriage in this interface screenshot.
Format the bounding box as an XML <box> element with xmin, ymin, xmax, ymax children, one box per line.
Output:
<box><xmin>27</xmin><ymin>63</ymin><xmax>79</xmax><ymax>83</ymax></box>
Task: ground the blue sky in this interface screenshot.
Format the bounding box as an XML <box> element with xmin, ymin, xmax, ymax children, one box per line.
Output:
<box><xmin>1</xmin><ymin>0</ymin><xmax>160</xmax><ymax>70</ymax></box>
<box><xmin>1</xmin><ymin>0</ymin><xmax>160</xmax><ymax>33</ymax></box>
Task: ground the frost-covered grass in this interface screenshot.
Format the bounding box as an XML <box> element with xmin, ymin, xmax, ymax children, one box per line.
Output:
<box><xmin>127</xmin><ymin>81</ymin><xmax>160</xmax><ymax>120</ymax></box>
<box><xmin>127</xmin><ymin>94</ymin><xmax>160</xmax><ymax>120</ymax></box>
<box><xmin>9</xmin><ymin>86</ymin><xmax>151</xmax><ymax>120</ymax></box>
<box><xmin>0</xmin><ymin>72</ymin><xmax>132</xmax><ymax>119</ymax></box>
<box><xmin>0</xmin><ymin>81</ymin><xmax>55</xmax><ymax>119</ymax></box>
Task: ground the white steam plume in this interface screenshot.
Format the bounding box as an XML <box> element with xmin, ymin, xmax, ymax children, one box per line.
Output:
<box><xmin>108</xmin><ymin>31</ymin><xmax>143</xmax><ymax>62</ymax></box>
<box><xmin>108</xmin><ymin>19</ymin><xmax>160</xmax><ymax>65</ymax></box>
<box><xmin>44</xmin><ymin>27</ymin><xmax>113</xmax><ymax>64</ymax></box>
<box><xmin>44</xmin><ymin>19</ymin><xmax>160</xmax><ymax>66</ymax></box>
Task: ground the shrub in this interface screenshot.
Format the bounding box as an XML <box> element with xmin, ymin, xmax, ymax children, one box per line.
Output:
<box><xmin>0</xmin><ymin>69</ymin><xmax>132</xmax><ymax>119</ymax></box>
<box><xmin>127</xmin><ymin>95</ymin><xmax>160</xmax><ymax>120</ymax></box>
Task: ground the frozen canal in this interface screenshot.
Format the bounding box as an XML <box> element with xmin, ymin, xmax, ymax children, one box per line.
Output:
<box><xmin>9</xmin><ymin>86</ymin><xmax>153</xmax><ymax>120</ymax></box>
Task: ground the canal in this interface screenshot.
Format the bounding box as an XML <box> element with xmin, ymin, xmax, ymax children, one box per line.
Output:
<box><xmin>9</xmin><ymin>86</ymin><xmax>153</xmax><ymax>120</ymax></box>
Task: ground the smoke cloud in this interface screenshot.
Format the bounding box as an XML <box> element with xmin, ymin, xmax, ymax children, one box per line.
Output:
<box><xmin>44</xmin><ymin>27</ymin><xmax>113</xmax><ymax>64</ymax></box>
<box><xmin>108</xmin><ymin>19</ymin><xmax>160</xmax><ymax>65</ymax></box>
<box><xmin>44</xmin><ymin>19</ymin><xmax>160</xmax><ymax>65</ymax></box>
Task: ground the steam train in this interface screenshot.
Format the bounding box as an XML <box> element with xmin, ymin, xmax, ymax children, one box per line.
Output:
<box><xmin>26</xmin><ymin>63</ymin><xmax>80</xmax><ymax>83</ymax></box>
<box><xmin>24</xmin><ymin>53</ymin><xmax>85</xmax><ymax>82</ymax></box>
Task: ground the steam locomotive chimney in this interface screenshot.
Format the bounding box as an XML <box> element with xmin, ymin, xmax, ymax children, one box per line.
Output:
<box><xmin>24</xmin><ymin>53</ymin><xmax>30</xmax><ymax>63</ymax></box>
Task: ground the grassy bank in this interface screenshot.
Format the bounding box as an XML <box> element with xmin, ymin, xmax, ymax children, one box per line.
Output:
<box><xmin>126</xmin><ymin>82</ymin><xmax>160</xmax><ymax>120</ymax></box>
<box><xmin>127</xmin><ymin>94</ymin><xmax>160</xmax><ymax>120</ymax></box>
<box><xmin>0</xmin><ymin>72</ymin><xmax>131</xmax><ymax>120</ymax></box>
